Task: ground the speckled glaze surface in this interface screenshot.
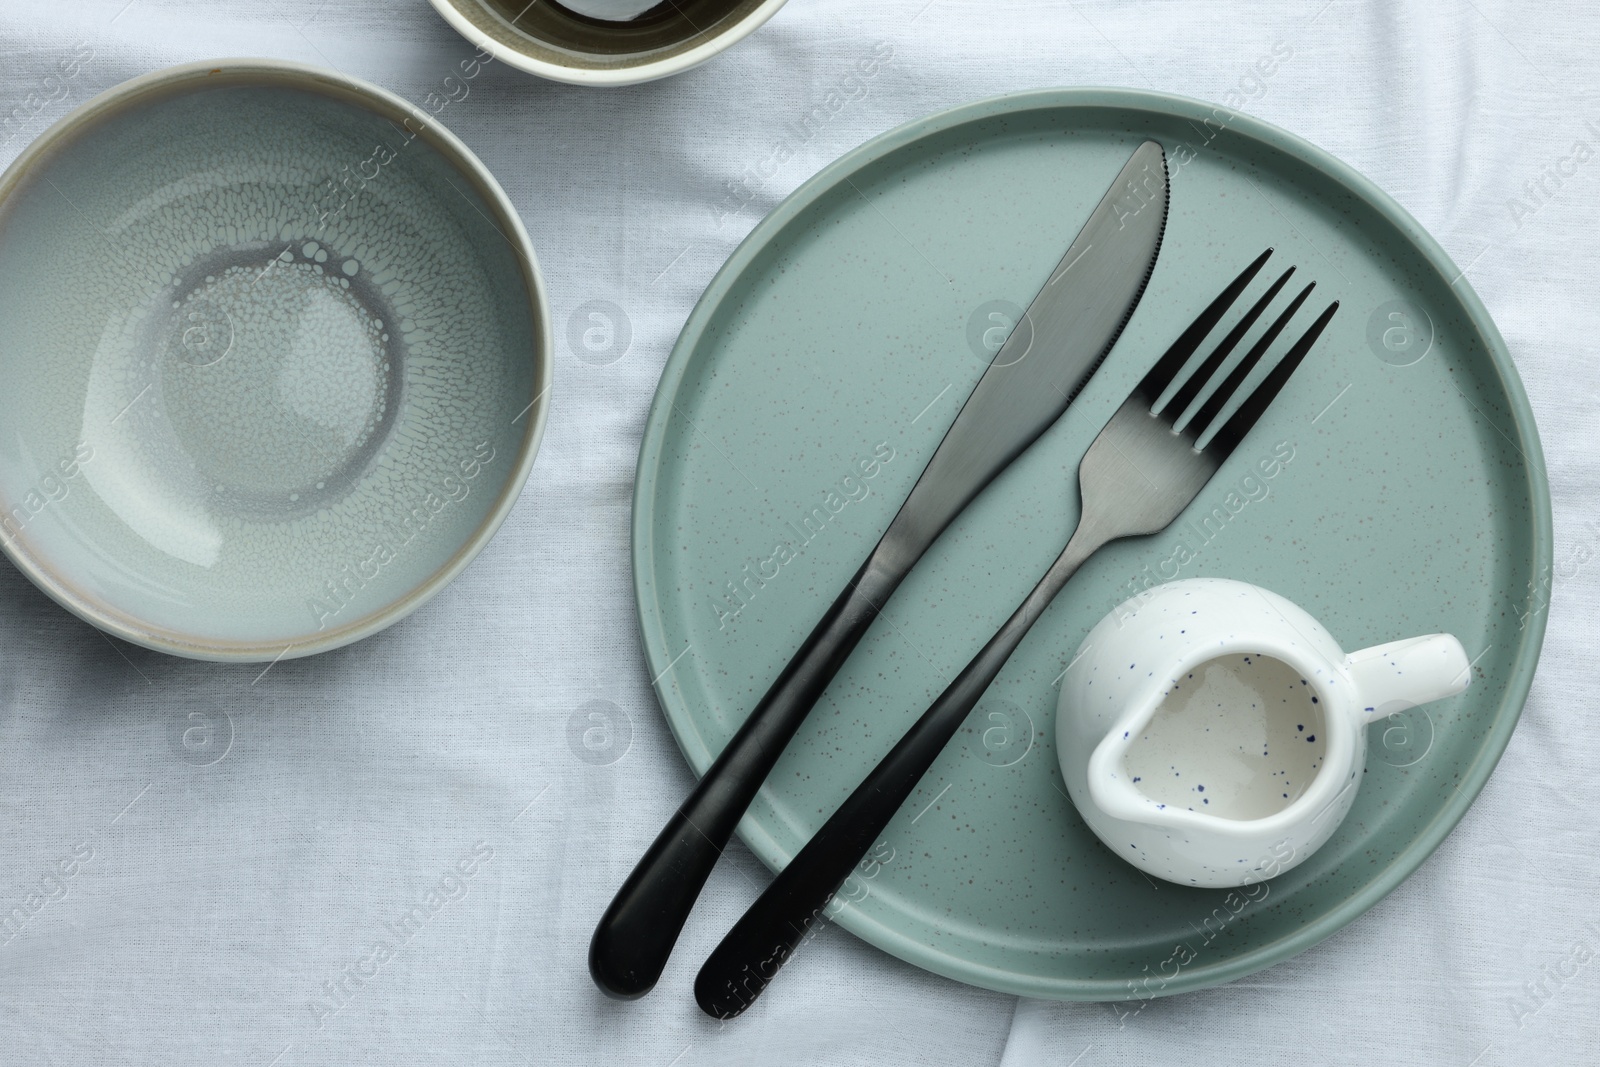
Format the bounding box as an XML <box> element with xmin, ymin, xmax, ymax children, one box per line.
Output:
<box><xmin>1058</xmin><ymin>578</ymin><xmax>1470</xmax><ymax>889</ymax></box>
<box><xmin>634</xmin><ymin>89</ymin><xmax>1551</xmax><ymax>1000</ymax></box>
<box><xmin>0</xmin><ymin>61</ymin><xmax>551</xmax><ymax>661</ymax></box>
<box><xmin>426</xmin><ymin>0</ymin><xmax>790</xmax><ymax>86</ymax></box>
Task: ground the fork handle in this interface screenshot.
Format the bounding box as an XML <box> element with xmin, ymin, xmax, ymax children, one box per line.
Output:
<box><xmin>589</xmin><ymin>550</ymin><xmax>906</xmax><ymax>999</ymax></box>
<box><xmin>694</xmin><ymin>525</ymin><xmax>1104</xmax><ymax>1019</ymax></box>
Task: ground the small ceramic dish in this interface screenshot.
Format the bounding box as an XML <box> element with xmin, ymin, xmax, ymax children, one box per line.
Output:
<box><xmin>1057</xmin><ymin>578</ymin><xmax>1470</xmax><ymax>888</ymax></box>
<box><xmin>426</xmin><ymin>0</ymin><xmax>790</xmax><ymax>86</ymax></box>
<box><xmin>0</xmin><ymin>59</ymin><xmax>551</xmax><ymax>661</ymax></box>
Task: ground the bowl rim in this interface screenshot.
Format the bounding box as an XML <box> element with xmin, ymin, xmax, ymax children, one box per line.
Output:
<box><xmin>0</xmin><ymin>57</ymin><xmax>553</xmax><ymax>662</ymax></box>
<box><xmin>424</xmin><ymin>0</ymin><xmax>791</xmax><ymax>86</ymax></box>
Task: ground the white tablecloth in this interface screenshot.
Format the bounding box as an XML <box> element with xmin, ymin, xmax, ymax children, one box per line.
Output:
<box><xmin>1</xmin><ymin>1</ymin><xmax>1594</xmax><ymax>1063</ymax></box>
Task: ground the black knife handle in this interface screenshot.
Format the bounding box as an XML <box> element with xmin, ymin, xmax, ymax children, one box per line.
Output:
<box><xmin>589</xmin><ymin>551</ymin><xmax>905</xmax><ymax>998</ymax></box>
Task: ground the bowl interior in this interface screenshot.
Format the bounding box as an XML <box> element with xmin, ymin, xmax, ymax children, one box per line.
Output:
<box><xmin>443</xmin><ymin>0</ymin><xmax>774</xmax><ymax>73</ymax></box>
<box><xmin>0</xmin><ymin>69</ymin><xmax>542</xmax><ymax>657</ymax></box>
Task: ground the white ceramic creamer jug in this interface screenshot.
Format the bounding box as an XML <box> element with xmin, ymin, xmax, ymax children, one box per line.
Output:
<box><xmin>1056</xmin><ymin>578</ymin><xmax>1470</xmax><ymax>887</ymax></box>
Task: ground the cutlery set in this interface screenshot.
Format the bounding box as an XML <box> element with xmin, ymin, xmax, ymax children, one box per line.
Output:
<box><xmin>593</xmin><ymin>140</ymin><xmax>1342</xmax><ymax>1015</ymax></box>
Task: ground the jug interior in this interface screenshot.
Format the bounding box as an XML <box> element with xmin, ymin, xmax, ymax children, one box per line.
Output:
<box><xmin>1122</xmin><ymin>653</ymin><xmax>1327</xmax><ymax>821</ymax></box>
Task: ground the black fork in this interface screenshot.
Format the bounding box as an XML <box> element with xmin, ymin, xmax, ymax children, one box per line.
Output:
<box><xmin>694</xmin><ymin>248</ymin><xmax>1340</xmax><ymax>1019</ymax></box>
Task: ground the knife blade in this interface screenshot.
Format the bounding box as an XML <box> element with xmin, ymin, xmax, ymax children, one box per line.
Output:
<box><xmin>590</xmin><ymin>140</ymin><xmax>1168</xmax><ymax>999</ymax></box>
<box><xmin>882</xmin><ymin>139</ymin><xmax>1168</xmax><ymax>554</ymax></box>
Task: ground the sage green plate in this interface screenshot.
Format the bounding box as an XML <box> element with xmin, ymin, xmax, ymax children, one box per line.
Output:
<box><xmin>633</xmin><ymin>89</ymin><xmax>1551</xmax><ymax>1000</ymax></box>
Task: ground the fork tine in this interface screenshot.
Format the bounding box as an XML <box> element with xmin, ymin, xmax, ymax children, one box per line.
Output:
<box><xmin>1204</xmin><ymin>299</ymin><xmax>1340</xmax><ymax>457</ymax></box>
<box><xmin>1135</xmin><ymin>248</ymin><xmax>1273</xmax><ymax>403</ymax></box>
<box><xmin>1160</xmin><ymin>266</ymin><xmax>1296</xmax><ymax>422</ymax></box>
<box><xmin>1189</xmin><ymin>280</ymin><xmax>1314</xmax><ymax>434</ymax></box>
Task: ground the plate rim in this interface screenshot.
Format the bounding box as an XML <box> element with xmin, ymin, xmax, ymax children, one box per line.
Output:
<box><xmin>631</xmin><ymin>85</ymin><xmax>1553</xmax><ymax>999</ymax></box>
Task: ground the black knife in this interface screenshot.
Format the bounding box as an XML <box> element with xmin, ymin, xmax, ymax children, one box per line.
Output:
<box><xmin>591</xmin><ymin>140</ymin><xmax>1169</xmax><ymax>999</ymax></box>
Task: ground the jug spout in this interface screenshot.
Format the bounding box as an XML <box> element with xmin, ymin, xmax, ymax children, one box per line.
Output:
<box><xmin>1347</xmin><ymin>634</ymin><xmax>1471</xmax><ymax>725</ymax></box>
<box><xmin>1087</xmin><ymin>770</ymin><xmax>1162</xmax><ymax>826</ymax></box>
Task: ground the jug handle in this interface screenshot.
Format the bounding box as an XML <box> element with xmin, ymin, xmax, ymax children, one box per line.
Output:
<box><xmin>1346</xmin><ymin>634</ymin><xmax>1471</xmax><ymax>725</ymax></box>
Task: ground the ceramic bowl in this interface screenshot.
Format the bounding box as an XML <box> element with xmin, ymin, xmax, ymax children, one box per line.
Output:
<box><xmin>0</xmin><ymin>60</ymin><xmax>551</xmax><ymax>661</ymax></box>
<box><xmin>426</xmin><ymin>0</ymin><xmax>790</xmax><ymax>86</ymax></box>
